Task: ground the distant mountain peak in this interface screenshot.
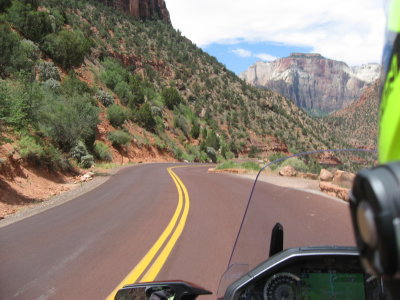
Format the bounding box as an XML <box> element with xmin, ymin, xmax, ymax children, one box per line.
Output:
<box><xmin>290</xmin><ymin>53</ymin><xmax>323</xmax><ymax>59</ymax></box>
<box><xmin>240</xmin><ymin>53</ymin><xmax>381</xmax><ymax>114</ymax></box>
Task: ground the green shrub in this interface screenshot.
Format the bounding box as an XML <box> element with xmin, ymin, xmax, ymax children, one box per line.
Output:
<box><xmin>154</xmin><ymin>136</ymin><xmax>166</xmax><ymax>151</ymax></box>
<box><xmin>206</xmin><ymin>147</ymin><xmax>217</xmax><ymax>163</ymax></box>
<box><xmin>94</xmin><ymin>141</ymin><xmax>112</xmax><ymax>161</ymax></box>
<box><xmin>248</xmin><ymin>145</ymin><xmax>260</xmax><ymax>158</ymax></box>
<box><xmin>190</xmin><ymin>122</ymin><xmax>200</xmax><ymax>139</ymax></box>
<box><xmin>225</xmin><ymin>151</ymin><xmax>235</xmax><ymax>160</ymax></box>
<box><xmin>43</xmin><ymin>78</ymin><xmax>61</xmax><ymax>91</ymax></box>
<box><xmin>0</xmin><ymin>80</ymin><xmax>43</xmax><ymax>129</ymax></box>
<box><xmin>61</xmin><ymin>73</ymin><xmax>92</xmax><ymax>96</ymax></box>
<box><xmin>38</xmin><ymin>61</ymin><xmax>60</xmax><ymax>81</ymax></box>
<box><xmin>10</xmin><ymin>39</ymin><xmax>40</xmax><ymax>75</ymax></box>
<box><xmin>39</xmin><ymin>93</ymin><xmax>99</xmax><ymax>150</ymax></box>
<box><xmin>18</xmin><ymin>135</ymin><xmax>71</xmax><ymax>170</ymax></box>
<box><xmin>80</xmin><ymin>154</ymin><xmax>94</xmax><ymax>168</ymax></box>
<box><xmin>70</xmin><ymin>141</ymin><xmax>88</xmax><ymax>162</ymax></box>
<box><xmin>205</xmin><ymin>130</ymin><xmax>220</xmax><ymax>150</ymax></box>
<box><xmin>0</xmin><ymin>24</ymin><xmax>21</xmax><ymax>77</ymax></box>
<box><xmin>96</xmin><ymin>90</ymin><xmax>114</xmax><ymax>107</ymax></box>
<box><xmin>216</xmin><ymin>160</ymin><xmax>236</xmax><ymax>170</ymax></box>
<box><xmin>114</xmin><ymin>81</ymin><xmax>131</xmax><ymax>105</ymax></box>
<box><xmin>100</xmin><ymin>58</ymin><xmax>129</xmax><ymax>90</ymax></box>
<box><xmin>108</xmin><ymin>130</ymin><xmax>131</xmax><ymax>148</ymax></box>
<box><xmin>0</xmin><ymin>0</ymin><xmax>12</xmax><ymax>13</ymax></box>
<box><xmin>7</xmin><ymin>1</ymin><xmax>53</xmax><ymax>42</ymax></box>
<box><xmin>18</xmin><ymin>135</ymin><xmax>45</xmax><ymax>161</ymax></box>
<box><xmin>107</xmin><ymin>104</ymin><xmax>129</xmax><ymax>127</ymax></box>
<box><xmin>128</xmin><ymin>75</ymin><xmax>145</xmax><ymax>108</ymax></box>
<box><xmin>137</xmin><ymin>103</ymin><xmax>156</xmax><ymax>132</ymax></box>
<box><xmin>240</xmin><ymin>161</ymin><xmax>260</xmax><ymax>171</ymax></box>
<box><xmin>42</xmin><ymin>29</ymin><xmax>91</xmax><ymax>69</ymax></box>
<box><xmin>162</xmin><ymin>87</ymin><xmax>183</xmax><ymax>110</ymax></box>
<box><xmin>281</xmin><ymin>157</ymin><xmax>308</xmax><ymax>172</ymax></box>
<box><xmin>173</xmin><ymin>114</ymin><xmax>189</xmax><ymax>137</ymax></box>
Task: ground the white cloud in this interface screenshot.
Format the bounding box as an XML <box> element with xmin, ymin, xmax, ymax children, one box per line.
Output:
<box><xmin>166</xmin><ymin>0</ymin><xmax>385</xmax><ymax>65</ymax></box>
<box><xmin>231</xmin><ymin>48</ymin><xmax>277</xmax><ymax>61</ymax></box>
<box><xmin>232</xmin><ymin>48</ymin><xmax>252</xmax><ymax>57</ymax></box>
<box><xmin>255</xmin><ymin>53</ymin><xmax>278</xmax><ymax>61</ymax></box>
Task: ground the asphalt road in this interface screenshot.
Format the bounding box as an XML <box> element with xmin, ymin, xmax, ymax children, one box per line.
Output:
<box><xmin>0</xmin><ymin>164</ymin><xmax>355</xmax><ymax>300</ymax></box>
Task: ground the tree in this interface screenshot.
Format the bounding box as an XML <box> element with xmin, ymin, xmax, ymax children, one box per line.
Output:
<box><xmin>137</xmin><ymin>103</ymin><xmax>156</xmax><ymax>132</ymax></box>
<box><xmin>0</xmin><ymin>0</ymin><xmax>12</xmax><ymax>13</ymax></box>
<box><xmin>42</xmin><ymin>29</ymin><xmax>91</xmax><ymax>69</ymax></box>
<box><xmin>7</xmin><ymin>1</ymin><xmax>52</xmax><ymax>42</ymax></box>
<box><xmin>162</xmin><ymin>87</ymin><xmax>183</xmax><ymax>110</ymax></box>
<box><xmin>0</xmin><ymin>24</ymin><xmax>20</xmax><ymax>77</ymax></box>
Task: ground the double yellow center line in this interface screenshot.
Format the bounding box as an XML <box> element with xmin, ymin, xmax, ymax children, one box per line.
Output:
<box><xmin>106</xmin><ymin>166</ymin><xmax>190</xmax><ymax>300</ymax></box>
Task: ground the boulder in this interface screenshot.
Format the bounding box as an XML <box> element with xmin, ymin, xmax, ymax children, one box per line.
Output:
<box><xmin>333</xmin><ymin>170</ymin><xmax>356</xmax><ymax>188</ymax></box>
<box><xmin>279</xmin><ymin>165</ymin><xmax>297</xmax><ymax>177</ymax></box>
<box><xmin>319</xmin><ymin>181</ymin><xmax>350</xmax><ymax>201</ymax></box>
<box><xmin>319</xmin><ymin>169</ymin><xmax>333</xmax><ymax>181</ymax></box>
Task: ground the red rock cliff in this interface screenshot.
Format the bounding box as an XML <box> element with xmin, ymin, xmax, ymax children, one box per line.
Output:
<box><xmin>97</xmin><ymin>0</ymin><xmax>170</xmax><ymax>23</ymax></box>
<box><xmin>240</xmin><ymin>53</ymin><xmax>381</xmax><ymax>114</ymax></box>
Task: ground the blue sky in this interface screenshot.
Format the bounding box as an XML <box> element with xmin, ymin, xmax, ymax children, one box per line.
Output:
<box><xmin>203</xmin><ymin>42</ymin><xmax>312</xmax><ymax>75</ymax></box>
<box><xmin>166</xmin><ymin>0</ymin><xmax>385</xmax><ymax>74</ymax></box>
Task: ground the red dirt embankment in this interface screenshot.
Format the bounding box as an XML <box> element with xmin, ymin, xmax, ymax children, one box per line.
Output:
<box><xmin>0</xmin><ymin>140</ymin><xmax>175</xmax><ymax>220</ymax></box>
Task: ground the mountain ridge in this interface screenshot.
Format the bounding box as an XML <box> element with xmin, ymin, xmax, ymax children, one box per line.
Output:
<box><xmin>240</xmin><ymin>53</ymin><xmax>381</xmax><ymax>115</ymax></box>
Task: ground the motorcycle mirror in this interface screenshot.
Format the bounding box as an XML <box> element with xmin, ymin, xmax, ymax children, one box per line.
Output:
<box><xmin>115</xmin><ymin>281</ymin><xmax>212</xmax><ymax>300</ymax></box>
<box><xmin>269</xmin><ymin>223</ymin><xmax>284</xmax><ymax>257</ymax></box>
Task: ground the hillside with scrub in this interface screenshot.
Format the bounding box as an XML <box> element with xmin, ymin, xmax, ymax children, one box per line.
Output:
<box><xmin>0</xmin><ymin>0</ymin><xmax>352</xmax><ymax>216</ymax></box>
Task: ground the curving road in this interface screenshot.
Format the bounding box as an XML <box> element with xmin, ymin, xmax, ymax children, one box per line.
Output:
<box><xmin>0</xmin><ymin>164</ymin><xmax>355</xmax><ymax>300</ymax></box>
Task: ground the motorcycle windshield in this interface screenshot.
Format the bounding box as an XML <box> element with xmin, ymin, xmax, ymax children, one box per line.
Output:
<box><xmin>217</xmin><ymin>149</ymin><xmax>377</xmax><ymax>298</ymax></box>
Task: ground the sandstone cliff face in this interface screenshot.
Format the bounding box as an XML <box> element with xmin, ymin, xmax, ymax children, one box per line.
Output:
<box><xmin>240</xmin><ymin>53</ymin><xmax>381</xmax><ymax>114</ymax></box>
<box><xmin>97</xmin><ymin>0</ymin><xmax>170</xmax><ymax>23</ymax></box>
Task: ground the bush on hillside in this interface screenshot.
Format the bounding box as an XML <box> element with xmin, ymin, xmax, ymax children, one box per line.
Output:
<box><xmin>281</xmin><ymin>157</ymin><xmax>308</xmax><ymax>172</ymax></box>
<box><xmin>162</xmin><ymin>87</ymin><xmax>183</xmax><ymax>110</ymax></box>
<box><xmin>39</xmin><ymin>93</ymin><xmax>99</xmax><ymax>150</ymax></box>
<box><xmin>96</xmin><ymin>90</ymin><xmax>114</xmax><ymax>107</ymax></box>
<box><xmin>61</xmin><ymin>73</ymin><xmax>93</xmax><ymax>96</ymax></box>
<box><xmin>42</xmin><ymin>29</ymin><xmax>91</xmax><ymax>69</ymax></box>
<box><xmin>205</xmin><ymin>129</ymin><xmax>220</xmax><ymax>150</ymax></box>
<box><xmin>0</xmin><ymin>24</ymin><xmax>21</xmax><ymax>77</ymax></box>
<box><xmin>190</xmin><ymin>122</ymin><xmax>200</xmax><ymax>139</ymax></box>
<box><xmin>80</xmin><ymin>154</ymin><xmax>94</xmax><ymax>168</ymax></box>
<box><xmin>94</xmin><ymin>141</ymin><xmax>112</xmax><ymax>161</ymax></box>
<box><xmin>0</xmin><ymin>0</ymin><xmax>12</xmax><ymax>12</ymax></box>
<box><xmin>136</xmin><ymin>103</ymin><xmax>156</xmax><ymax>132</ymax></box>
<box><xmin>100</xmin><ymin>58</ymin><xmax>129</xmax><ymax>90</ymax></box>
<box><xmin>7</xmin><ymin>1</ymin><xmax>53</xmax><ymax>42</ymax></box>
<box><xmin>38</xmin><ymin>61</ymin><xmax>60</xmax><ymax>81</ymax></box>
<box><xmin>173</xmin><ymin>114</ymin><xmax>189</xmax><ymax>138</ymax></box>
<box><xmin>206</xmin><ymin>147</ymin><xmax>217</xmax><ymax>163</ymax></box>
<box><xmin>70</xmin><ymin>141</ymin><xmax>88</xmax><ymax>162</ymax></box>
<box><xmin>108</xmin><ymin>130</ymin><xmax>131</xmax><ymax>148</ymax></box>
<box><xmin>107</xmin><ymin>104</ymin><xmax>129</xmax><ymax>127</ymax></box>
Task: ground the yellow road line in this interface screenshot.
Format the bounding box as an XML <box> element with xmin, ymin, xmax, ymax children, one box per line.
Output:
<box><xmin>140</xmin><ymin>169</ymin><xmax>190</xmax><ymax>281</ymax></box>
<box><xmin>105</xmin><ymin>166</ymin><xmax>189</xmax><ymax>300</ymax></box>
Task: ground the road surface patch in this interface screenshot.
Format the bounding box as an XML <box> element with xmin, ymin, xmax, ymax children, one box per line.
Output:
<box><xmin>106</xmin><ymin>166</ymin><xmax>190</xmax><ymax>300</ymax></box>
